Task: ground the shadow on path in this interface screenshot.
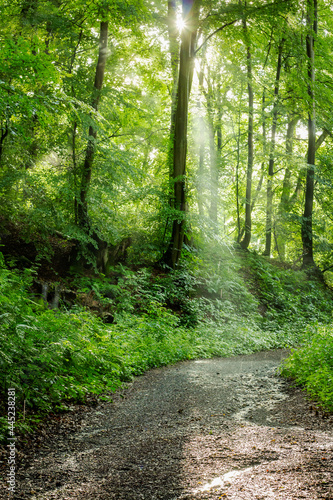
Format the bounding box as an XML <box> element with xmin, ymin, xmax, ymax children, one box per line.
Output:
<box><xmin>12</xmin><ymin>349</ymin><xmax>333</xmax><ymax>499</ymax></box>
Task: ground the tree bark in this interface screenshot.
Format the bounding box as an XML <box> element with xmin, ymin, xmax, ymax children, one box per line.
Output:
<box><xmin>263</xmin><ymin>41</ymin><xmax>283</xmax><ymax>256</ymax></box>
<box><xmin>250</xmin><ymin>90</ymin><xmax>267</xmax><ymax>214</ymax></box>
<box><xmin>235</xmin><ymin>93</ymin><xmax>242</xmax><ymax>243</ymax></box>
<box><xmin>163</xmin><ymin>0</ymin><xmax>200</xmax><ymax>268</ymax></box>
<box><xmin>301</xmin><ymin>0</ymin><xmax>317</xmax><ymax>268</ymax></box>
<box><xmin>275</xmin><ymin>116</ymin><xmax>299</xmax><ymax>260</ymax></box>
<box><xmin>72</xmin><ymin>121</ymin><xmax>78</xmax><ymax>224</ymax></box>
<box><xmin>68</xmin><ymin>30</ymin><xmax>83</xmax><ymax>224</ymax></box>
<box><xmin>167</xmin><ymin>0</ymin><xmax>180</xmax><ymax>186</ymax></box>
<box><xmin>216</xmin><ymin>83</ymin><xmax>222</xmax><ymax>154</ymax></box>
<box><xmin>240</xmin><ymin>16</ymin><xmax>254</xmax><ymax>250</ymax></box>
<box><xmin>206</xmin><ymin>71</ymin><xmax>218</xmax><ymax>223</ymax></box>
<box><xmin>78</xmin><ymin>21</ymin><xmax>109</xmax><ymax>230</ymax></box>
<box><xmin>281</xmin><ymin>117</ymin><xmax>299</xmax><ymax>208</ymax></box>
<box><xmin>197</xmin><ymin>136</ymin><xmax>205</xmax><ymax>217</ymax></box>
<box><xmin>196</xmin><ymin>56</ymin><xmax>206</xmax><ymax>218</ymax></box>
<box><xmin>289</xmin><ymin>128</ymin><xmax>328</xmax><ymax>207</ymax></box>
<box><xmin>0</xmin><ymin>124</ymin><xmax>8</xmax><ymax>167</ymax></box>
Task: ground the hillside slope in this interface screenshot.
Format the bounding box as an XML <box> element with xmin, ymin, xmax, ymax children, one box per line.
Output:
<box><xmin>1</xmin><ymin>233</ymin><xmax>333</xmax><ymax>443</ymax></box>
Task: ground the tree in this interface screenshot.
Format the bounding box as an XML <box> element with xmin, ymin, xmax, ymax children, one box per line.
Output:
<box><xmin>275</xmin><ymin>115</ymin><xmax>299</xmax><ymax>260</ymax></box>
<box><xmin>163</xmin><ymin>0</ymin><xmax>201</xmax><ymax>268</ymax></box>
<box><xmin>240</xmin><ymin>8</ymin><xmax>254</xmax><ymax>251</ymax></box>
<box><xmin>77</xmin><ymin>21</ymin><xmax>109</xmax><ymax>231</ymax></box>
<box><xmin>1</xmin><ymin>0</ymin><xmax>333</xmax><ymax>272</ymax></box>
<box><xmin>263</xmin><ymin>39</ymin><xmax>284</xmax><ymax>256</ymax></box>
<box><xmin>301</xmin><ymin>0</ymin><xmax>317</xmax><ymax>268</ymax></box>
<box><xmin>167</xmin><ymin>0</ymin><xmax>180</xmax><ymax>183</ymax></box>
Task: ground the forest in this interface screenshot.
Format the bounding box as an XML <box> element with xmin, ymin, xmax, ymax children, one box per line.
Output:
<box><xmin>1</xmin><ymin>0</ymin><xmax>333</xmax><ymax>442</ymax></box>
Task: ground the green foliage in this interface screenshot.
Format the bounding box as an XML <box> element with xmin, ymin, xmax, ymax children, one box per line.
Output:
<box><xmin>239</xmin><ymin>252</ymin><xmax>333</xmax><ymax>410</ymax></box>
<box><xmin>280</xmin><ymin>325</ymin><xmax>333</xmax><ymax>411</ymax></box>
<box><xmin>245</xmin><ymin>253</ymin><xmax>333</xmax><ymax>334</ymax></box>
<box><xmin>2</xmin><ymin>242</ymin><xmax>333</xmax><ymax>442</ymax></box>
<box><xmin>0</xmin><ymin>261</ymin><xmax>125</xmax><ymax>438</ymax></box>
<box><xmin>1</xmin><ymin>0</ymin><xmax>333</xmax><ymax>448</ymax></box>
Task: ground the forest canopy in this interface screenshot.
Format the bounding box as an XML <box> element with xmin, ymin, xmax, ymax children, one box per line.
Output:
<box><xmin>0</xmin><ymin>0</ymin><xmax>333</xmax><ymax>271</ymax></box>
<box><xmin>1</xmin><ymin>0</ymin><xmax>333</xmax><ymax>441</ymax></box>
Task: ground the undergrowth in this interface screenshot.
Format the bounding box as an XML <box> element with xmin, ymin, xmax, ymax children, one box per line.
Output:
<box><xmin>1</xmin><ymin>246</ymin><xmax>333</xmax><ymax>442</ymax></box>
<box><xmin>280</xmin><ymin>325</ymin><xmax>333</xmax><ymax>411</ymax></box>
<box><xmin>244</xmin><ymin>252</ymin><xmax>333</xmax><ymax>412</ymax></box>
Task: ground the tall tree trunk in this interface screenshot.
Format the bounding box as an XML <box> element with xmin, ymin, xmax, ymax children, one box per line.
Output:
<box><xmin>196</xmin><ymin>57</ymin><xmax>206</xmax><ymax>218</ymax></box>
<box><xmin>288</xmin><ymin>128</ymin><xmax>328</xmax><ymax>209</ymax></box>
<box><xmin>281</xmin><ymin>117</ymin><xmax>300</xmax><ymax>209</ymax></box>
<box><xmin>251</xmin><ymin>90</ymin><xmax>267</xmax><ymax>214</ymax></box>
<box><xmin>301</xmin><ymin>0</ymin><xmax>317</xmax><ymax>268</ymax></box>
<box><xmin>72</xmin><ymin>121</ymin><xmax>78</xmax><ymax>224</ymax></box>
<box><xmin>206</xmin><ymin>71</ymin><xmax>218</xmax><ymax>223</ymax></box>
<box><xmin>208</xmin><ymin>124</ymin><xmax>218</xmax><ymax>223</ymax></box>
<box><xmin>263</xmin><ymin>41</ymin><xmax>283</xmax><ymax>256</ymax></box>
<box><xmin>0</xmin><ymin>124</ymin><xmax>8</xmax><ymax>167</ymax></box>
<box><xmin>216</xmin><ymin>83</ymin><xmax>222</xmax><ymax>154</ymax></box>
<box><xmin>240</xmin><ymin>15</ymin><xmax>254</xmax><ymax>250</ymax></box>
<box><xmin>276</xmin><ymin>116</ymin><xmax>299</xmax><ymax>260</ymax></box>
<box><xmin>197</xmin><ymin>136</ymin><xmax>205</xmax><ymax>217</ymax></box>
<box><xmin>167</xmin><ymin>0</ymin><xmax>180</xmax><ymax>187</ymax></box>
<box><xmin>235</xmin><ymin>94</ymin><xmax>242</xmax><ymax>242</ymax></box>
<box><xmin>163</xmin><ymin>0</ymin><xmax>200</xmax><ymax>268</ymax></box>
<box><xmin>78</xmin><ymin>21</ymin><xmax>109</xmax><ymax>230</ymax></box>
<box><xmin>215</xmin><ymin>83</ymin><xmax>224</xmax><ymax>230</ymax></box>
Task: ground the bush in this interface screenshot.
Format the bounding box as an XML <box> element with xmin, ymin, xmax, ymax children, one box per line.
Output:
<box><xmin>1</xmin><ymin>245</ymin><xmax>333</xmax><ymax>442</ymax></box>
<box><xmin>280</xmin><ymin>325</ymin><xmax>333</xmax><ymax>411</ymax></box>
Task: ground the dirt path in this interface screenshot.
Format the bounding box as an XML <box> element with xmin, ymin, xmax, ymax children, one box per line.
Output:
<box><xmin>5</xmin><ymin>349</ymin><xmax>333</xmax><ymax>499</ymax></box>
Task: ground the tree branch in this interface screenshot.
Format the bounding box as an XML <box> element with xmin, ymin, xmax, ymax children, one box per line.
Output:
<box><xmin>195</xmin><ymin>20</ymin><xmax>238</xmax><ymax>55</ymax></box>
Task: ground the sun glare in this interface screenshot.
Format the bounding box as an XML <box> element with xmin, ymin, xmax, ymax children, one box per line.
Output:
<box><xmin>176</xmin><ymin>13</ymin><xmax>185</xmax><ymax>32</ymax></box>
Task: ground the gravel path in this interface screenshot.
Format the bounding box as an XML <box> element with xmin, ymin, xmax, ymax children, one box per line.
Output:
<box><xmin>3</xmin><ymin>349</ymin><xmax>333</xmax><ymax>499</ymax></box>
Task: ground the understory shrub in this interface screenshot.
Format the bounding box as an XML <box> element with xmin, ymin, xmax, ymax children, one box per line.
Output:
<box><xmin>280</xmin><ymin>324</ymin><xmax>333</xmax><ymax>411</ymax></box>
<box><xmin>1</xmin><ymin>246</ymin><xmax>333</xmax><ymax>442</ymax></box>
